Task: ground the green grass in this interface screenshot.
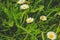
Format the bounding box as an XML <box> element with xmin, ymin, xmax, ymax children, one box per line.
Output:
<box><xmin>0</xmin><ymin>0</ymin><xmax>60</xmax><ymax>40</ymax></box>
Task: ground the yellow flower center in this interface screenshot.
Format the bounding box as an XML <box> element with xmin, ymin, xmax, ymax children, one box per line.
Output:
<box><xmin>49</xmin><ymin>34</ymin><xmax>54</xmax><ymax>39</ymax></box>
<box><xmin>23</xmin><ymin>6</ymin><xmax>26</xmax><ymax>9</ymax></box>
<box><xmin>28</xmin><ymin>19</ymin><xmax>32</xmax><ymax>22</ymax></box>
<box><xmin>41</xmin><ymin>17</ymin><xmax>45</xmax><ymax>20</ymax></box>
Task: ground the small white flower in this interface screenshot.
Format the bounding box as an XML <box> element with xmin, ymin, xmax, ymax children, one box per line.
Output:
<box><xmin>20</xmin><ymin>4</ymin><xmax>29</xmax><ymax>10</ymax></box>
<box><xmin>26</xmin><ymin>17</ymin><xmax>34</xmax><ymax>23</ymax></box>
<box><xmin>40</xmin><ymin>15</ymin><xmax>47</xmax><ymax>21</ymax></box>
<box><xmin>17</xmin><ymin>0</ymin><xmax>26</xmax><ymax>4</ymax></box>
<box><xmin>47</xmin><ymin>32</ymin><xmax>57</xmax><ymax>40</ymax></box>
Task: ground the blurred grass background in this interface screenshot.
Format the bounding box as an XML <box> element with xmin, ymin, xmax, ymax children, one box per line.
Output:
<box><xmin>0</xmin><ymin>0</ymin><xmax>60</xmax><ymax>40</ymax></box>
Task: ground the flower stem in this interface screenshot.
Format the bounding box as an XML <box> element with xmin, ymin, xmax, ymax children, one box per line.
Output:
<box><xmin>41</xmin><ymin>32</ymin><xmax>45</xmax><ymax>40</ymax></box>
<box><xmin>24</xmin><ymin>33</ymin><xmax>29</xmax><ymax>40</ymax></box>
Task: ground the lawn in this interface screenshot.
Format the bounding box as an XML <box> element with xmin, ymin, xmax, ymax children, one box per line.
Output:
<box><xmin>0</xmin><ymin>0</ymin><xmax>60</xmax><ymax>40</ymax></box>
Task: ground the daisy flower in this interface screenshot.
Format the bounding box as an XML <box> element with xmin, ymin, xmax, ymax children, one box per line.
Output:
<box><xmin>20</xmin><ymin>4</ymin><xmax>29</xmax><ymax>10</ymax></box>
<box><xmin>40</xmin><ymin>15</ymin><xmax>47</xmax><ymax>21</ymax></box>
<box><xmin>17</xmin><ymin>0</ymin><xmax>26</xmax><ymax>4</ymax></box>
<box><xmin>47</xmin><ymin>32</ymin><xmax>57</xmax><ymax>40</ymax></box>
<box><xmin>26</xmin><ymin>17</ymin><xmax>34</xmax><ymax>23</ymax></box>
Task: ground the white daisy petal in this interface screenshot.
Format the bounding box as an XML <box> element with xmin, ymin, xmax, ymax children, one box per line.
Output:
<box><xmin>40</xmin><ymin>15</ymin><xmax>47</xmax><ymax>21</ymax></box>
<box><xmin>47</xmin><ymin>32</ymin><xmax>57</xmax><ymax>40</ymax></box>
<box><xmin>26</xmin><ymin>17</ymin><xmax>34</xmax><ymax>23</ymax></box>
<box><xmin>20</xmin><ymin>4</ymin><xmax>29</xmax><ymax>10</ymax></box>
<box><xmin>17</xmin><ymin>0</ymin><xmax>26</xmax><ymax>4</ymax></box>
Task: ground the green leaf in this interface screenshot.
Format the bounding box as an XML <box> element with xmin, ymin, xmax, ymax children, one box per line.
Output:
<box><xmin>31</xmin><ymin>36</ymin><xmax>38</xmax><ymax>40</ymax></box>
<box><xmin>26</xmin><ymin>23</ymin><xmax>37</xmax><ymax>33</ymax></box>
<box><xmin>31</xmin><ymin>5</ymin><xmax>44</xmax><ymax>12</ymax></box>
